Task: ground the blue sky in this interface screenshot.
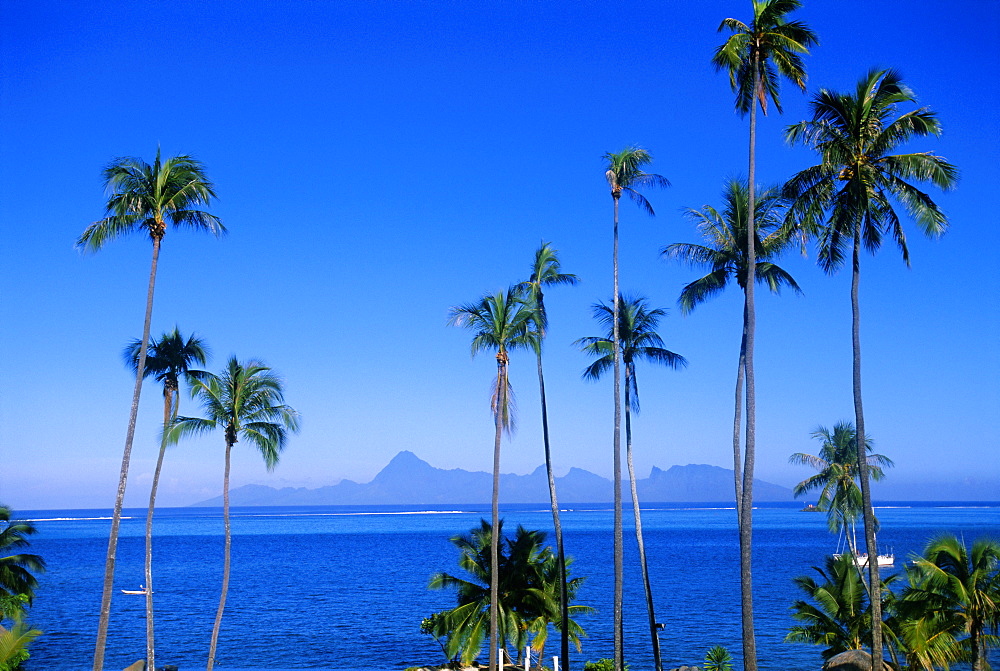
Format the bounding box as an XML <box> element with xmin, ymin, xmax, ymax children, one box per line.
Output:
<box><xmin>1</xmin><ymin>1</ymin><xmax>997</xmax><ymax>509</ymax></box>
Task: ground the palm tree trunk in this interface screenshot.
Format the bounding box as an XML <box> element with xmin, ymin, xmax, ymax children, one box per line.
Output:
<box><xmin>851</xmin><ymin>227</ymin><xmax>882</xmax><ymax>669</ymax></box>
<box><xmin>611</xmin><ymin>195</ymin><xmax>624</xmax><ymax>671</ymax></box>
<box><xmin>143</xmin><ymin>386</ymin><xmax>175</xmax><ymax>669</ymax></box>
<box><xmin>624</xmin><ymin>371</ymin><xmax>662</xmax><ymax>671</ymax></box>
<box><xmin>208</xmin><ymin>440</ymin><xmax>233</xmax><ymax>671</ymax></box>
<box><xmin>93</xmin><ymin>236</ymin><xmax>160</xmax><ymax>671</ymax></box>
<box><xmin>732</xmin><ymin>321</ymin><xmax>747</xmax><ymax>514</ymax></box>
<box><xmin>535</xmin><ymin>351</ymin><xmax>570</xmax><ymax>671</ymax></box>
<box><xmin>490</xmin><ymin>360</ymin><xmax>504</xmax><ymax>671</ymax></box>
<box><xmin>738</xmin><ymin>64</ymin><xmax>760</xmax><ymax>671</ymax></box>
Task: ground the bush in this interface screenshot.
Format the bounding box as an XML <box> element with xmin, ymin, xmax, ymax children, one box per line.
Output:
<box><xmin>584</xmin><ymin>659</ymin><xmax>627</xmax><ymax>671</ymax></box>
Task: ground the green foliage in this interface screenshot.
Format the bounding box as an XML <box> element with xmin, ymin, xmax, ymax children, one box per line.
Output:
<box><xmin>786</xmin><ymin>553</ymin><xmax>899</xmax><ymax>660</ymax></box>
<box><xmin>784</xmin><ymin>69</ymin><xmax>959</xmax><ymax>272</ymax></box>
<box><xmin>704</xmin><ymin>645</ymin><xmax>733</xmax><ymax>671</ymax></box>
<box><xmin>577</xmin><ymin>294</ymin><xmax>686</xmax><ymax>412</ymax></box>
<box><xmin>0</xmin><ymin>508</ymin><xmax>44</xmax><ymax>604</ymax></box>
<box><xmin>76</xmin><ymin>148</ymin><xmax>224</xmax><ymax>251</ymax></box>
<box><xmin>789</xmin><ymin>422</ymin><xmax>893</xmax><ymax>538</ymax></box>
<box><xmin>429</xmin><ymin>521</ymin><xmax>592</xmax><ymax>664</ymax></box>
<box><xmin>664</xmin><ymin>179</ymin><xmax>801</xmax><ymax>314</ymax></box>
<box><xmin>584</xmin><ymin>658</ymin><xmax>626</xmax><ymax>671</ymax></box>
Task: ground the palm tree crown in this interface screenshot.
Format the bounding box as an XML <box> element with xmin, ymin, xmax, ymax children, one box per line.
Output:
<box><xmin>664</xmin><ymin>179</ymin><xmax>801</xmax><ymax>313</ymax></box>
<box><xmin>516</xmin><ymin>242</ymin><xmax>579</xmax><ymax>339</ymax></box>
<box><xmin>124</xmin><ymin>328</ymin><xmax>209</xmax><ymax>407</ymax></box>
<box><xmin>603</xmin><ymin>147</ymin><xmax>670</xmax><ymax>214</ymax></box>
<box><xmin>790</xmin><ymin>422</ymin><xmax>893</xmax><ymax>535</ymax></box>
<box><xmin>0</xmin><ymin>507</ymin><xmax>45</xmax><ymax>603</ymax></box>
<box><xmin>449</xmin><ymin>288</ymin><xmax>535</xmax><ymax>433</ymax></box>
<box><xmin>172</xmin><ymin>358</ymin><xmax>299</xmax><ymax>461</ymax></box>
<box><xmin>77</xmin><ymin>148</ymin><xmax>225</xmax><ymax>251</ymax></box>
<box><xmin>712</xmin><ymin>0</ymin><xmax>819</xmax><ymax>116</ymax></box>
<box><xmin>784</xmin><ymin>68</ymin><xmax>959</xmax><ymax>270</ymax></box>
<box><xmin>577</xmin><ymin>295</ymin><xmax>687</xmax><ymax>411</ymax></box>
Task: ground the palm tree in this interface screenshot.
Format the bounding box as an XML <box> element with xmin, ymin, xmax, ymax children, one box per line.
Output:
<box><xmin>713</xmin><ymin>5</ymin><xmax>817</xmax><ymax>667</ymax></box>
<box><xmin>790</xmin><ymin>422</ymin><xmax>893</xmax><ymax>554</ymax></box>
<box><xmin>429</xmin><ymin>521</ymin><xmax>592</xmax><ymax>665</ymax></box>
<box><xmin>786</xmin><ymin>553</ymin><xmax>899</xmax><ymax>661</ymax></box>
<box><xmin>577</xmin><ymin>295</ymin><xmax>686</xmax><ymax>671</ymax></box>
<box><xmin>902</xmin><ymin>535</ymin><xmax>1000</xmax><ymax>671</ymax></box>
<box><xmin>168</xmin><ymin>357</ymin><xmax>298</xmax><ymax>671</ymax></box>
<box><xmin>516</xmin><ymin>241</ymin><xmax>578</xmax><ymax>671</ymax></box>
<box><xmin>76</xmin><ymin>148</ymin><xmax>224</xmax><ymax>671</ymax></box>
<box><xmin>602</xmin><ymin>146</ymin><xmax>668</xmax><ymax>671</ymax></box>
<box><xmin>450</xmin><ymin>289</ymin><xmax>534</xmax><ymax>671</ymax></box>
<box><xmin>0</xmin><ymin>507</ymin><xmax>45</xmax><ymax>604</ymax></box>
<box><xmin>784</xmin><ymin>69</ymin><xmax>959</xmax><ymax>667</ymax></box>
<box><xmin>124</xmin><ymin>328</ymin><xmax>209</xmax><ymax>669</ymax></box>
<box><xmin>664</xmin><ymin>179</ymin><xmax>800</xmax><ymax>506</ymax></box>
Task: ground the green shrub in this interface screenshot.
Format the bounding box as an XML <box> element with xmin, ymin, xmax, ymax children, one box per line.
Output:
<box><xmin>704</xmin><ymin>645</ymin><xmax>733</xmax><ymax>671</ymax></box>
<box><xmin>584</xmin><ymin>659</ymin><xmax>627</xmax><ymax>671</ymax></box>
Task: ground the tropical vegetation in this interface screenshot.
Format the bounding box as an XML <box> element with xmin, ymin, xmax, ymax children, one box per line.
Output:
<box><xmin>785</xmin><ymin>535</ymin><xmax>1000</xmax><ymax>671</ymax></box>
<box><xmin>449</xmin><ymin>290</ymin><xmax>535</xmax><ymax>671</ymax></box>
<box><xmin>712</xmin><ymin>3</ymin><xmax>817</xmax><ymax>666</ymax></box>
<box><xmin>0</xmin><ymin>508</ymin><xmax>44</xmax><ymax>671</ymax></box>
<box><xmin>784</xmin><ymin>68</ymin><xmax>959</xmax><ymax>668</ymax></box>
<box><xmin>428</xmin><ymin>520</ymin><xmax>592</xmax><ymax>666</ymax></box>
<box><xmin>790</xmin><ymin>422</ymin><xmax>893</xmax><ymax>554</ymax></box>
<box><xmin>124</xmin><ymin>328</ymin><xmax>209</xmax><ymax>669</ymax></box>
<box><xmin>76</xmin><ymin>149</ymin><xmax>225</xmax><ymax>671</ymax></box>
<box><xmin>516</xmin><ymin>242</ymin><xmax>578</xmax><ymax>671</ymax></box>
<box><xmin>602</xmin><ymin>146</ymin><xmax>668</xmax><ymax>671</ymax></box>
<box><xmin>577</xmin><ymin>294</ymin><xmax>686</xmax><ymax>671</ymax></box>
<box><xmin>168</xmin><ymin>357</ymin><xmax>299</xmax><ymax>671</ymax></box>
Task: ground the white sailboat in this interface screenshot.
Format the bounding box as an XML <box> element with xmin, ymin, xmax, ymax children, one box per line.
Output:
<box><xmin>833</xmin><ymin>518</ymin><xmax>893</xmax><ymax>567</ymax></box>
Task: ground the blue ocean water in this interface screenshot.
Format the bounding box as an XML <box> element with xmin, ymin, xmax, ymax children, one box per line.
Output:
<box><xmin>19</xmin><ymin>502</ymin><xmax>1000</xmax><ymax>671</ymax></box>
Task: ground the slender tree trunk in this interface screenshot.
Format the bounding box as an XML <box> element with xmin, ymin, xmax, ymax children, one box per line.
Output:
<box><xmin>732</xmin><ymin>321</ymin><xmax>747</xmax><ymax>515</ymax></box>
<box><xmin>143</xmin><ymin>386</ymin><xmax>175</xmax><ymax>669</ymax></box>
<box><xmin>611</xmin><ymin>194</ymin><xmax>624</xmax><ymax>671</ymax></box>
<box><xmin>971</xmin><ymin>627</ymin><xmax>982</xmax><ymax>671</ymax></box>
<box><xmin>624</xmin><ymin>371</ymin><xmax>662</xmax><ymax>671</ymax></box>
<box><xmin>93</xmin><ymin>236</ymin><xmax>161</xmax><ymax>671</ymax></box>
<box><xmin>737</xmin><ymin>65</ymin><xmax>761</xmax><ymax>671</ymax></box>
<box><xmin>207</xmin><ymin>440</ymin><xmax>233</xmax><ymax>671</ymax></box>
<box><xmin>851</xmin><ymin>228</ymin><xmax>882</xmax><ymax>669</ymax></box>
<box><xmin>535</xmin><ymin>350</ymin><xmax>569</xmax><ymax>671</ymax></box>
<box><xmin>489</xmin><ymin>359</ymin><xmax>505</xmax><ymax>671</ymax></box>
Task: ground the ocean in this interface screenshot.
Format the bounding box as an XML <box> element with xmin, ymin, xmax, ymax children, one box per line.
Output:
<box><xmin>18</xmin><ymin>502</ymin><xmax>1000</xmax><ymax>671</ymax></box>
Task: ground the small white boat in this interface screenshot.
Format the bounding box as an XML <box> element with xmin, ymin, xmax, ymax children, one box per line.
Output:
<box><xmin>121</xmin><ymin>585</ymin><xmax>150</xmax><ymax>595</ymax></box>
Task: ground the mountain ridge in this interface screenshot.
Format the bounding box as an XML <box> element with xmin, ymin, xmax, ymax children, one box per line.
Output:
<box><xmin>191</xmin><ymin>450</ymin><xmax>795</xmax><ymax>506</ymax></box>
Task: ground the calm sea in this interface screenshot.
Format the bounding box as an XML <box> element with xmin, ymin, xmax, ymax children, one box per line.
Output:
<box><xmin>19</xmin><ymin>502</ymin><xmax>1000</xmax><ymax>671</ymax></box>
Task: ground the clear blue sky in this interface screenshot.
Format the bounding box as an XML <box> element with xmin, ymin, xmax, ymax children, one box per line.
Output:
<box><xmin>1</xmin><ymin>1</ymin><xmax>997</xmax><ymax>509</ymax></box>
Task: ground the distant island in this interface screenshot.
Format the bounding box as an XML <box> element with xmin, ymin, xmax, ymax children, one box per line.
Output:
<box><xmin>191</xmin><ymin>450</ymin><xmax>795</xmax><ymax>506</ymax></box>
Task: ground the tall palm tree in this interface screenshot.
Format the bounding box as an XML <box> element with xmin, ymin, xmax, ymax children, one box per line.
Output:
<box><xmin>784</xmin><ymin>69</ymin><xmax>959</xmax><ymax>667</ymax></box>
<box><xmin>903</xmin><ymin>535</ymin><xmax>1000</xmax><ymax>671</ymax></box>
<box><xmin>450</xmin><ymin>289</ymin><xmax>534</xmax><ymax>671</ymax></box>
<box><xmin>577</xmin><ymin>295</ymin><xmax>686</xmax><ymax>671</ymax></box>
<box><xmin>124</xmin><ymin>328</ymin><xmax>209</xmax><ymax>669</ymax></box>
<box><xmin>516</xmin><ymin>241</ymin><xmax>578</xmax><ymax>671</ymax></box>
<box><xmin>713</xmin><ymin>5</ymin><xmax>817</xmax><ymax>667</ymax></box>
<box><xmin>602</xmin><ymin>146</ymin><xmax>668</xmax><ymax>671</ymax></box>
<box><xmin>76</xmin><ymin>148</ymin><xmax>224</xmax><ymax>671</ymax></box>
<box><xmin>664</xmin><ymin>179</ymin><xmax>800</xmax><ymax>507</ymax></box>
<box><xmin>790</xmin><ymin>422</ymin><xmax>893</xmax><ymax>554</ymax></box>
<box><xmin>0</xmin><ymin>507</ymin><xmax>45</xmax><ymax>603</ymax></box>
<box><xmin>168</xmin><ymin>357</ymin><xmax>298</xmax><ymax>671</ymax></box>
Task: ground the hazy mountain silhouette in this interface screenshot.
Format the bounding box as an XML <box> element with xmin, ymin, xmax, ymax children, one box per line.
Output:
<box><xmin>191</xmin><ymin>450</ymin><xmax>795</xmax><ymax>506</ymax></box>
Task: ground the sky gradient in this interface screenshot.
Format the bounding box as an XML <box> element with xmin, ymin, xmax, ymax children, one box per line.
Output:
<box><xmin>2</xmin><ymin>0</ymin><xmax>997</xmax><ymax>509</ymax></box>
